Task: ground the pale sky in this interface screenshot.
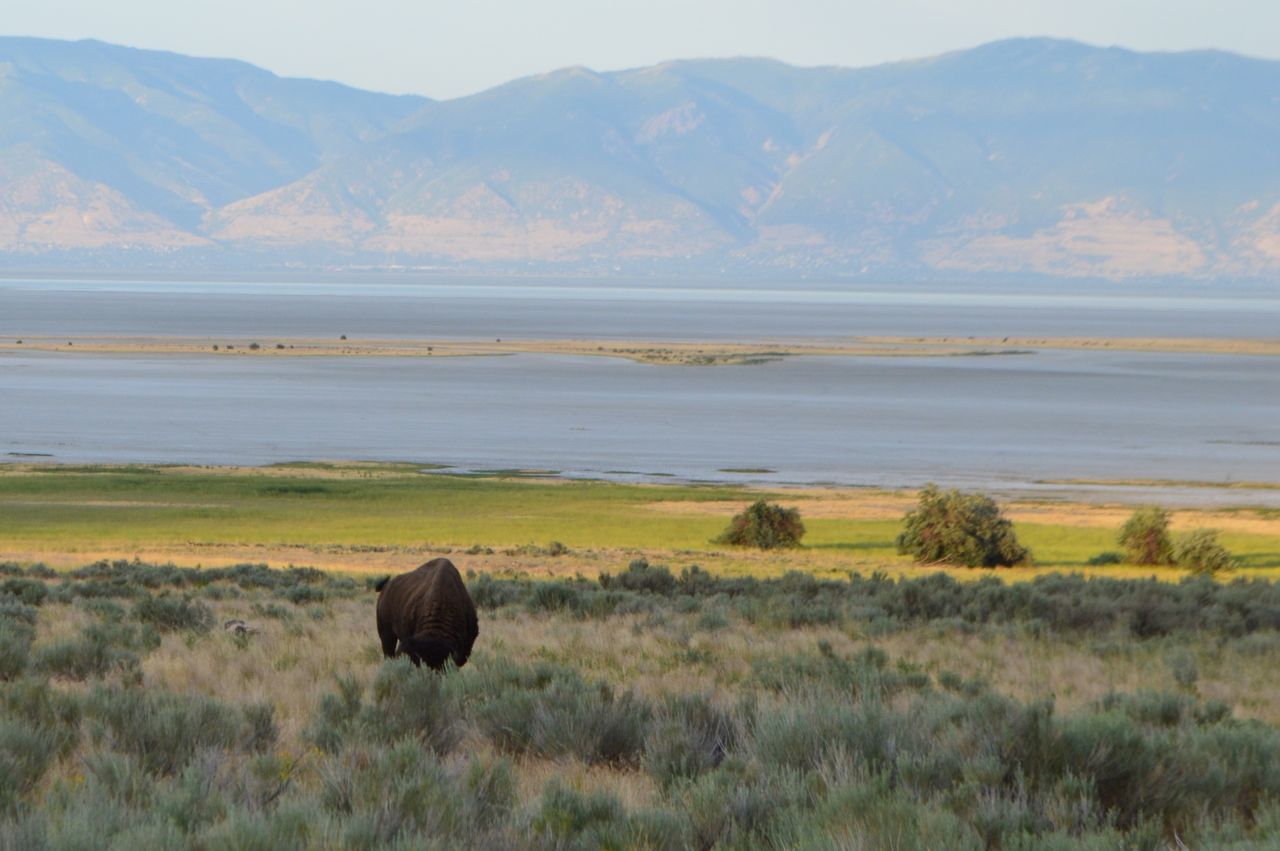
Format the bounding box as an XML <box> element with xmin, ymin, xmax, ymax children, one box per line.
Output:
<box><xmin>6</xmin><ymin>0</ymin><xmax>1279</xmax><ymax>99</ymax></box>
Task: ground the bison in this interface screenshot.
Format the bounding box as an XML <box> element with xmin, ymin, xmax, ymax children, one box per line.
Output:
<box><xmin>375</xmin><ymin>558</ymin><xmax>479</xmax><ymax>670</ymax></box>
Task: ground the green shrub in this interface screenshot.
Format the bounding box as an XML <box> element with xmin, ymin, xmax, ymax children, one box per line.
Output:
<box><xmin>531</xmin><ymin>781</ymin><xmax>630</xmax><ymax>850</ymax></box>
<box><xmin>526</xmin><ymin>581</ymin><xmax>583</xmax><ymax>613</ymax></box>
<box><xmin>896</xmin><ymin>484</ymin><xmax>1029</xmax><ymax>567</ymax></box>
<box><xmin>715</xmin><ymin>501</ymin><xmax>805</xmax><ymax>549</ymax></box>
<box><xmin>0</xmin><ymin>721</ymin><xmax>64</xmax><ymax>812</ymax></box>
<box><xmin>459</xmin><ymin>754</ymin><xmax>517</xmax><ymax>831</ymax></box>
<box><xmin>195</xmin><ymin>805</ymin><xmax>315</xmax><ymax>851</ymax></box>
<box><xmin>600</xmin><ymin>558</ymin><xmax>676</xmax><ymax>595</ymax></box>
<box><xmin>0</xmin><ymin>601</ymin><xmax>36</xmax><ymax>680</ymax></box>
<box><xmin>364</xmin><ymin>659</ymin><xmax>464</xmax><ymax>756</ymax></box>
<box><xmin>1118</xmin><ymin>507</ymin><xmax>1175</xmax><ymax>565</ymax></box>
<box><xmin>84</xmin><ymin>687</ymin><xmax>275</xmax><ymax>774</ymax></box>
<box><xmin>1086</xmin><ymin>551</ymin><xmax>1125</xmax><ymax>566</ymax></box>
<box><xmin>132</xmin><ymin>594</ymin><xmax>214</xmax><ymax>633</ymax></box>
<box><xmin>33</xmin><ymin>622</ymin><xmax>155</xmax><ymax>681</ymax></box>
<box><xmin>278</xmin><ymin>585</ymin><xmax>326</xmax><ymax>606</ymax></box>
<box><xmin>306</xmin><ymin>674</ymin><xmax>363</xmax><ymax>753</ymax></box>
<box><xmin>0</xmin><ymin>679</ymin><xmax>81</xmax><ymax>812</ymax></box>
<box><xmin>0</xmin><ymin>620</ymin><xmax>34</xmax><ymax>681</ymax></box>
<box><xmin>0</xmin><ymin>579</ymin><xmax>48</xmax><ymax>607</ymax></box>
<box><xmin>1175</xmin><ymin>529</ymin><xmax>1233</xmax><ymax>576</ymax></box>
<box><xmin>77</xmin><ymin>598</ymin><xmax>127</xmax><ymax>621</ymax></box>
<box><xmin>468</xmin><ymin>660</ymin><xmax>652</xmax><ymax>766</ymax></box>
<box><xmin>469</xmin><ymin>574</ymin><xmax>523</xmax><ymax>609</ymax></box>
<box><xmin>321</xmin><ymin>743</ymin><xmax>466</xmax><ymax>847</ymax></box>
<box><xmin>644</xmin><ymin>695</ymin><xmax>738</xmax><ymax>789</ymax></box>
<box><xmin>683</xmin><ymin>763</ymin><xmax>806</xmax><ymax>849</ymax></box>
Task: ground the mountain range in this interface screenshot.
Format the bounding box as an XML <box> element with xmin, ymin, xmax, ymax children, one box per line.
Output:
<box><xmin>3</xmin><ymin>35</ymin><xmax>1280</xmax><ymax>281</ymax></box>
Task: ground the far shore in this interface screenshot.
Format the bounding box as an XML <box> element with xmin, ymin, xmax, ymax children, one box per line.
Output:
<box><xmin>3</xmin><ymin>334</ymin><xmax>1279</xmax><ymax>364</ymax></box>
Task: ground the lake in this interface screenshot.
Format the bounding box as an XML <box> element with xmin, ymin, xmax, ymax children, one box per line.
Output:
<box><xmin>2</xmin><ymin>277</ymin><xmax>1278</xmax><ymax>503</ymax></box>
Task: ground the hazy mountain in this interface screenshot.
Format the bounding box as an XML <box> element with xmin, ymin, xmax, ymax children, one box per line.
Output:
<box><xmin>4</xmin><ymin>36</ymin><xmax>1280</xmax><ymax>281</ymax></box>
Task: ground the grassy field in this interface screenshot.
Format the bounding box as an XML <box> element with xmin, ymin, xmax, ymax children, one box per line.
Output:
<box><xmin>4</xmin><ymin>463</ymin><xmax>1280</xmax><ymax>848</ymax></box>
<box><xmin>2</xmin><ymin>463</ymin><xmax>1278</xmax><ymax>580</ymax></box>
<box><xmin>2</xmin><ymin>561</ymin><xmax>1280</xmax><ymax>849</ymax></box>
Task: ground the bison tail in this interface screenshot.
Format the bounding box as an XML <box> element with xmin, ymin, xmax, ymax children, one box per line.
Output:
<box><xmin>373</xmin><ymin>576</ymin><xmax>390</xmax><ymax>593</ymax></box>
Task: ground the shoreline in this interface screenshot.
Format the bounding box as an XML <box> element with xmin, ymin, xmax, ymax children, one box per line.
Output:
<box><xmin>3</xmin><ymin>460</ymin><xmax>1279</xmax><ymax>510</ymax></box>
<box><xmin>2</xmin><ymin>334</ymin><xmax>1279</xmax><ymax>364</ymax></box>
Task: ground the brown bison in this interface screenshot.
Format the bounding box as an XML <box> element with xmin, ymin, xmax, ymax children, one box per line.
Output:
<box><xmin>374</xmin><ymin>558</ymin><xmax>479</xmax><ymax>670</ymax></box>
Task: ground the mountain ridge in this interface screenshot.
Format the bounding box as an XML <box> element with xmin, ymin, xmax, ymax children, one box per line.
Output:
<box><xmin>2</xmin><ymin>35</ymin><xmax>1280</xmax><ymax>281</ymax></box>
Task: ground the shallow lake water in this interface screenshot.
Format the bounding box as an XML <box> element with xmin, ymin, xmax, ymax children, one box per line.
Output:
<box><xmin>3</xmin><ymin>276</ymin><xmax>1280</xmax><ymax>340</ymax></box>
<box><xmin>2</xmin><ymin>336</ymin><xmax>1278</xmax><ymax>503</ymax></box>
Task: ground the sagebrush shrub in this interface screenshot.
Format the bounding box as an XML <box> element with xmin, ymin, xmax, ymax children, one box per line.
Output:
<box><xmin>644</xmin><ymin>695</ymin><xmax>738</xmax><ymax>789</ymax></box>
<box><xmin>0</xmin><ymin>619</ymin><xmax>34</xmax><ymax>681</ymax></box>
<box><xmin>600</xmin><ymin>559</ymin><xmax>677</xmax><ymax>595</ymax></box>
<box><xmin>896</xmin><ymin>485</ymin><xmax>1029</xmax><ymax>567</ymax></box>
<box><xmin>321</xmin><ymin>743</ymin><xmax>465</xmax><ymax>847</ymax></box>
<box><xmin>366</xmin><ymin>659</ymin><xmax>465</xmax><ymax>755</ymax></box>
<box><xmin>132</xmin><ymin>594</ymin><xmax>214</xmax><ymax>633</ymax></box>
<box><xmin>84</xmin><ymin>687</ymin><xmax>275</xmax><ymax>774</ymax></box>
<box><xmin>32</xmin><ymin>622</ymin><xmax>152</xmax><ymax>681</ymax></box>
<box><xmin>715</xmin><ymin>501</ymin><xmax>805</xmax><ymax>549</ymax></box>
<box><xmin>0</xmin><ymin>722</ymin><xmax>63</xmax><ymax>812</ymax></box>
<box><xmin>0</xmin><ymin>579</ymin><xmax>48</xmax><ymax>607</ymax></box>
<box><xmin>1118</xmin><ymin>507</ymin><xmax>1175</xmax><ymax>565</ymax></box>
<box><xmin>531</xmin><ymin>781</ymin><xmax>630</xmax><ymax>849</ymax></box>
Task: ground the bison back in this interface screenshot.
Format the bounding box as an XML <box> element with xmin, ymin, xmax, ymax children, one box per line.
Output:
<box><xmin>377</xmin><ymin>558</ymin><xmax>478</xmax><ymax>663</ymax></box>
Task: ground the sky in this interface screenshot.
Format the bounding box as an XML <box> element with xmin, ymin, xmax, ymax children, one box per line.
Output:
<box><xmin>6</xmin><ymin>0</ymin><xmax>1280</xmax><ymax>99</ymax></box>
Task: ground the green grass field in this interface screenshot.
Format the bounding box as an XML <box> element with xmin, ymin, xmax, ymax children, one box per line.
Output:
<box><xmin>1</xmin><ymin>463</ymin><xmax>1278</xmax><ymax>579</ymax></box>
<box><xmin>5</xmin><ymin>464</ymin><xmax>1280</xmax><ymax>847</ymax></box>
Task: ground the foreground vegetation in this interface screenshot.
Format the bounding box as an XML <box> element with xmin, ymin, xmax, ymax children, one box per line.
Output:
<box><xmin>4</xmin><ymin>559</ymin><xmax>1280</xmax><ymax>849</ymax></box>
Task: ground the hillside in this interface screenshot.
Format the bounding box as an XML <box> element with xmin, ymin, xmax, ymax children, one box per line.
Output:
<box><xmin>3</xmin><ymin>36</ymin><xmax>1280</xmax><ymax>280</ymax></box>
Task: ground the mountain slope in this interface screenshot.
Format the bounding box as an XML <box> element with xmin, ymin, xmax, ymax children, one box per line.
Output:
<box><xmin>3</xmin><ymin>36</ymin><xmax>1280</xmax><ymax>280</ymax></box>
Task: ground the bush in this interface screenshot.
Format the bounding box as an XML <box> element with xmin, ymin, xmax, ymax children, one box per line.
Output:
<box><xmin>1118</xmin><ymin>507</ymin><xmax>1175</xmax><ymax>565</ymax></box>
<box><xmin>0</xmin><ymin>721</ymin><xmax>63</xmax><ymax>812</ymax></box>
<box><xmin>896</xmin><ymin>484</ymin><xmax>1030</xmax><ymax>568</ymax></box>
<box><xmin>531</xmin><ymin>781</ymin><xmax>631</xmax><ymax>849</ymax></box>
<box><xmin>600</xmin><ymin>559</ymin><xmax>676</xmax><ymax>595</ymax></box>
<box><xmin>84</xmin><ymin>687</ymin><xmax>275</xmax><ymax>774</ymax></box>
<box><xmin>644</xmin><ymin>695</ymin><xmax>738</xmax><ymax>788</ymax></box>
<box><xmin>364</xmin><ymin>659</ymin><xmax>465</xmax><ymax>756</ymax></box>
<box><xmin>1175</xmin><ymin>529</ymin><xmax>1233</xmax><ymax>576</ymax></box>
<box><xmin>0</xmin><ymin>601</ymin><xmax>36</xmax><ymax>681</ymax></box>
<box><xmin>321</xmin><ymin>743</ymin><xmax>465</xmax><ymax>846</ymax></box>
<box><xmin>714</xmin><ymin>501</ymin><xmax>805</xmax><ymax>549</ymax></box>
<box><xmin>133</xmin><ymin>594</ymin><xmax>214</xmax><ymax>633</ymax></box>
<box><xmin>468</xmin><ymin>661</ymin><xmax>652</xmax><ymax>766</ymax></box>
<box><xmin>33</xmin><ymin>622</ymin><xmax>157</xmax><ymax>681</ymax></box>
<box><xmin>0</xmin><ymin>579</ymin><xmax>48</xmax><ymax>607</ymax></box>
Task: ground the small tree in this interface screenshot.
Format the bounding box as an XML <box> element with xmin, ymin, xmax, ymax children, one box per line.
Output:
<box><xmin>896</xmin><ymin>484</ymin><xmax>1029</xmax><ymax>568</ymax></box>
<box><xmin>1175</xmin><ymin>529</ymin><xmax>1233</xmax><ymax>576</ymax></box>
<box><xmin>1118</xmin><ymin>507</ymin><xmax>1174</xmax><ymax>565</ymax></box>
<box><xmin>714</xmin><ymin>500</ymin><xmax>804</xmax><ymax>549</ymax></box>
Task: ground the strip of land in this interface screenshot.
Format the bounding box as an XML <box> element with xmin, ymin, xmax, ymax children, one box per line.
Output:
<box><xmin>1</xmin><ymin>462</ymin><xmax>1276</xmax><ymax>579</ymax></box>
<box><xmin>3</xmin><ymin>334</ymin><xmax>1278</xmax><ymax>364</ymax></box>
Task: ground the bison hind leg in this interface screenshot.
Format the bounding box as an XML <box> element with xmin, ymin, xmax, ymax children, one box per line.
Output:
<box><xmin>377</xmin><ymin>619</ymin><xmax>399</xmax><ymax>659</ymax></box>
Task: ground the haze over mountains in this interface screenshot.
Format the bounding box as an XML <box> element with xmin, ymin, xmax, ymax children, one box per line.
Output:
<box><xmin>3</xmin><ymin>36</ymin><xmax>1280</xmax><ymax>281</ymax></box>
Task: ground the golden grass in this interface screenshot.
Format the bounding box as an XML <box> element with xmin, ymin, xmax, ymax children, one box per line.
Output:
<box><xmin>31</xmin><ymin>593</ymin><xmax>1280</xmax><ymax>759</ymax></box>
